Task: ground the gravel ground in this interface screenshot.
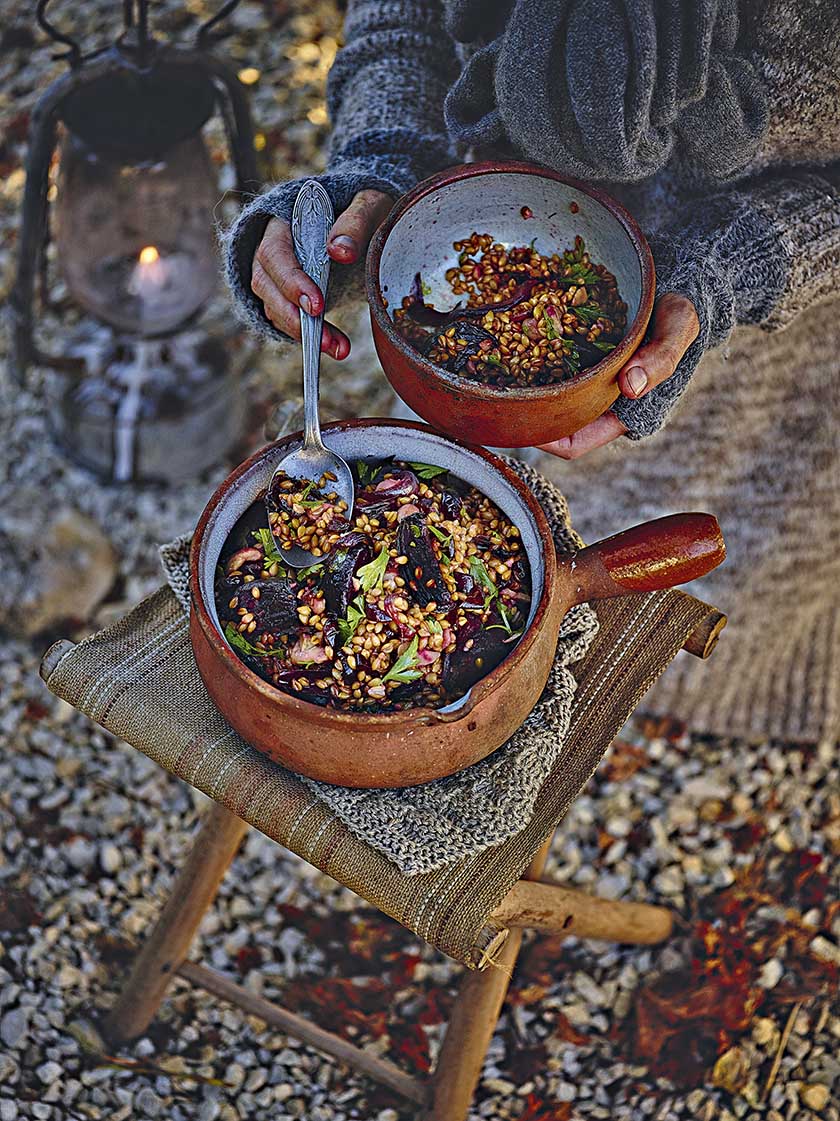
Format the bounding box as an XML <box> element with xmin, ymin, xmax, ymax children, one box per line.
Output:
<box><xmin>1</xmin><ymin>2</ymin><xmax>838</xmax><ymax>1120</ymax></box>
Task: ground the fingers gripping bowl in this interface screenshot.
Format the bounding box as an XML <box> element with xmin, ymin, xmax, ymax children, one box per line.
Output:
<box><xmin>366</xmin><ymin>162</ymin><xmax>655</xmax><ymax>448</ymax></box>
<box><xmin>190</xmin><ymin>420</ymin><xmax>725</xmax><ymax>789</ymax></box>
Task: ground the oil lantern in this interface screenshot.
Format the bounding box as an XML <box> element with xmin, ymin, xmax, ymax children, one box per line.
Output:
<box><xmin>9</xmin><ymin>0</ymin><xmax>260</xmax><ymax>482</ymax></box>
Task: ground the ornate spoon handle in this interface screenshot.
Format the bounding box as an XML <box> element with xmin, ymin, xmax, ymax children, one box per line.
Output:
<box><xmin>291</xmin><ymin>180</ymin><xmax>334</xmax><ymax>450</ymax></box>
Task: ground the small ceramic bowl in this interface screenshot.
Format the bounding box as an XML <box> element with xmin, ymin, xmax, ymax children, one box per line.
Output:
<box><xmin>366</xmin><ymin>161</ymin><xmax>655</xmax><ymax>448</ymax></box>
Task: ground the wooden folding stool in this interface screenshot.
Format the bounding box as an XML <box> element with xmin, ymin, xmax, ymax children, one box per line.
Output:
<box><xmin>41</xmin><ymin>586</ymin><xmax>725</xmax><ymax>1121</ymax></box>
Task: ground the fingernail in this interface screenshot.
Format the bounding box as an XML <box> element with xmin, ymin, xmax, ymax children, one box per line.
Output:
<box><xmin>330</xmin><ymin>235</ymin><xmax>356</xmax><ymax>253</ymax></box>
<box><xmin>625</xmin><ymin>366</ymin><xmax>647</xmax><ymax>396</ymax></box>
<box><xmin>299</xmin><ymin>294</ymin><xmax>313</xmax><ymax>314</ymax></box>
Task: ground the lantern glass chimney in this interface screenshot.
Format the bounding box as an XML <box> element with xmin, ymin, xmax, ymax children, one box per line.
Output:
<box><xmin>54</xmin><ymin>129</ymin><xmax>218</xmax><ymax>337</ymax></box>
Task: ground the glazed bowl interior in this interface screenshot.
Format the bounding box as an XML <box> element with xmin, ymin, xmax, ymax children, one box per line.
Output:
<box><xmin>376</xmin><ymin>169</ymin><xmax>644</xmax><ymax>390</ymax></box>
<box><xmin>196</xmin><ymin>423</ymin><xmax>548</xmax><ymax>711</ymax></box>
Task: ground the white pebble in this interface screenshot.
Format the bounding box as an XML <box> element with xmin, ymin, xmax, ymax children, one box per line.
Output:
<box><xmin>0</xmin><ymin>1009</ymin><xmax>27</xmax><ymax>1050</ymax></box>
<box><xmin>810</xmin><ymin>936</ymin><xmax>840</xmax><ymax>965</ymax></box>
<box><xmin>801</xmin><ymin>1084</ymin><xmax>830</xmax><ymax>1111</ymax></box>
<box><xmin>758</xmin><ymin>959</ymin><xmax>783</xmax><ymax>989</ymax></box>
<box><xmin>225</xmin><ymin>1062</ymin><xmax>246</xmax><ymax>1091</ymax></box>
<box><xmin>198</xmin><ymin>1100</ymin><xmax>220</xmax><ymax>1121</ymax></box>
<box><xmin>65</xmin><ymin>837</ymin><xmax>96</xmax><ymax>870</ymax></box>
<box><xmin>483</xmin><ymin>1078</ymin><xmax>516</xmax><ymax>1094</ymax></box>
<box><xmin>573</xmin><ymin>972</ymin><xmax>606</xmax><ymax>1006</ymax></box>
<box><xmin>682</xmin><ymin>775</ymin><xmax>731</xmax><ymax>802</ymax></box>
<box><xmin>37</xmin><ymin>1060</ymin><xmax>63</xmax><ymax>1085</ymax></box>
<box><xmin>773</xmin><ymin>827</ymin><xmax>794</xmax><ymax>853</ymax></box>
<box><xmin>99</xmin><ymin>843</ymin><xmax>122</xmax><ymax>875</ymax></box>
<box><xmin>136</xmin><ymin>1086</ymin><xmax>162</xmax><ymax>1118</ymax></box>
<box><xmin>653</xmin><ymin>866</ymin><xmax>684</xmax><ymax>894</ymax></box>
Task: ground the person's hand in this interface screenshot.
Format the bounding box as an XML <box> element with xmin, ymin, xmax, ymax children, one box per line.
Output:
<box><xmin>250</xmin><ymin>188</ymin><xmax>393</xmax><ymax>359</ymax></box>
<box><xmin>538</xmin><ymin>293</ymin><xmax>700</xmax><ymax>459</ymax></box>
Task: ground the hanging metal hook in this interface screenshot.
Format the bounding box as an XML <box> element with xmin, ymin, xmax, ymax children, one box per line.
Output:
<box><xmin>36</xmin><ymin>0</ymin><xmax>83</xmax><ymax>66</ymax></box>
<box><xmin>135</xmin><ymin>0</ymin><xmax>151</xmax><ymax>64</ymax></box>
<box><xmin>196</xmin><ymin>0</ymin><xmax>242</xmax><ymax>47</ymax></box>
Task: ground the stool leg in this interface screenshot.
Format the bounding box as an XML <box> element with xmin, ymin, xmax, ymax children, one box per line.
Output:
<box><xmin>491</xmin><ymin>880</ymin><xmax>673</xmax><ymax>943</ymax></box>
<box><xmin>424</xmin><ymin>840</ymin><xmax>553</xmax><ymax>1121</ymax></box>
<box><xmin>103</xmin><ymin>801</ymin><xmax>249</xmax><ymax>1045</ymax></box>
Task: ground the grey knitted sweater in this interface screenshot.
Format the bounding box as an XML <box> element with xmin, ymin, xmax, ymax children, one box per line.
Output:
<box><xmin>223</xmin><ymin>0</ymin><xmax>840</xmax><ymax>440</ymax></box>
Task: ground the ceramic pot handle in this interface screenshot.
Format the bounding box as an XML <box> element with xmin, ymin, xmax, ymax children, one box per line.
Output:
<box><xmin>557</xmin><ymin>513</ymin><xmax>725</xmax><ymax>605</ymax></box>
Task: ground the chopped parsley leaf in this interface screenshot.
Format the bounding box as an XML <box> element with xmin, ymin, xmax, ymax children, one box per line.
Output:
<box><xmin>356</xmin><ymin>547</ymin><xmax>389</xmax><ymax>591</ymax></box>
<box><xmin>382</xmin><ymin>636</ymin><xmax>424</xmax><ymax>684</ymax></box>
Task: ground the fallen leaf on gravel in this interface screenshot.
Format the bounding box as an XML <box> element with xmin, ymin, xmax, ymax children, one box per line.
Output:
<box><xmin>0</xmin><ymin>886</ymin><xmax>42</xmax><ymax>932</ymax></box>
<box><xmin>602</xmin><ymin>739</ymin><xmax>650</xmax><ymax>781</ymax></box>
<box><xmin>507</xmin><ymin>1043</ymin><xmax>548</xmax><ymax>1085</ymax></box>
<box><xmin>388</xmin><ymin>1020</ymin><xmax>431</xmax><ymax>1072</ymax></box>
<box><xmin>517</xmin><ymin>1094</ymin><xmax>572</xmax><ymax>1121</ymax></box>
<box><xmin>555</xmin><ymin>1010</ymin><xmax>589</xmax><ymax>1045</ymax></box>
<box><xmin>625</xmin><ymin>851</ymin><xmax>838</xmax><ymax>1087</ymax></box>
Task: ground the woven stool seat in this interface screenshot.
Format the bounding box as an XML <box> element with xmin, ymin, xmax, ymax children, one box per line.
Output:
<box><xmin>41</xmin><ymin>582</ymin><xmax>722</xmax><ymax>968</ymax></box>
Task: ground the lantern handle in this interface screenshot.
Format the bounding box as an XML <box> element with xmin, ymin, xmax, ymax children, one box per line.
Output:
<box><xmin>196</xmin><ymin>0</ymin><xmax>243</xmax><ymax>47</ymax></box>
<box><xmin>36</xmin><ymin>0</ymin><xmax>82</xmax><ymax>66</ymax></box>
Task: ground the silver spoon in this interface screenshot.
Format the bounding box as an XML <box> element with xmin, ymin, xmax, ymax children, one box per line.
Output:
<box><xmin>266</xmin><ymin>180</ymin><xmax>355</xmax><ymax>569</ymax></box>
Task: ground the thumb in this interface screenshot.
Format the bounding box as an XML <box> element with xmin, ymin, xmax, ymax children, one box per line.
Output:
<box><xmin>618</xmin><ymin>292</ymin><xmax>699</xmax><ymax>399</ymax></box>
<box><xmin>327</xmin><ymin>190</ymin><xmax>393</xmax><ymax>264</ymax></box>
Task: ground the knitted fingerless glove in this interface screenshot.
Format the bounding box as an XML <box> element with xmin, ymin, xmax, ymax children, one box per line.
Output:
<box><xmin>220</xmin><ymin>159</ymin><xmax>412</xmax><ymax>342</ymax></box>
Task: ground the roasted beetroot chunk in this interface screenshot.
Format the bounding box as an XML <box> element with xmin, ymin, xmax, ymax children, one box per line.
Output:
<box><xmin>218</xmin><ymin>578</ymin><xmax>300</xmax><ymax>636</ymax></box>
<box><xmin>320</xmin><ymin>531</ymin><xmax>371</xmax><ymax>616</ymax></box>
<box><xmin>423</xmin><ymin>320</ymin><xmax>499</xmax><ymax>376</ymax></box>
<box><xmin>442</xmin><ymin>626</ymin><xmax>512</xmax><ymax>697</ymax></box>
<box><xmin>405</xmin><ymin>271</ymin><xmax>540</xmax><ymax>327</ymax></box>
<box><xmin>396</xmin><ymin>514</ymin><xmax>451</xmax><ymax>608</ymax></box>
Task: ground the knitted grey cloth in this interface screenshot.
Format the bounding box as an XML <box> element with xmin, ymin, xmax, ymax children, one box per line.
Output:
<box><xmin>442</xmin><ymin>0</ymin><xmax>768</xmax><ymax>183</ymax></box>
<box><xmin>222</xmin><ymin>0</ymin><xmax>840</xmax><ymax>441</ymax></box>
<box><xmin>159</xmin><ymin>460</ymin><xmax>599</xmax><ymax>875</ymax></box>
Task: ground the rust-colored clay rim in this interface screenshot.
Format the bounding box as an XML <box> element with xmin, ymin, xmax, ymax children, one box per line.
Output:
<box><xmin>366</xmin><ymin>160</ymin><xmax>656</xmax><ymax>403</ymax></box>
<box><xmin>189</xmin><ymin>418</ymin><xmax>558</xmax><ymax>730</ymax></box>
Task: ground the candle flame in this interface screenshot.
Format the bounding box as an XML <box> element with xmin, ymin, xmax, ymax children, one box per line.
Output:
<box><xmin>138</xmin><ymin>245</ymin><xmax>160</xmax><ymax>265</ymax></box>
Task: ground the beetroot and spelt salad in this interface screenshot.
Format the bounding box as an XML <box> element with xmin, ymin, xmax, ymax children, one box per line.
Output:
<box><xmin>393</xmin><ymin>233</ymin><xmax>627</xmax><ymax>388</ymax></box>
<box><xmin>214</xmin><ymin>457</ymin><xmax>532</xmax><ymax>713</ymax></box>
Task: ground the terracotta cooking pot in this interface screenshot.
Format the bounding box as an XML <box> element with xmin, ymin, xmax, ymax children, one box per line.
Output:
<box><xmin>190</xmin><ymin>420</ymin><xmax>724</xmax><ymax>789</ymax></box>
<box><xmin>366</xmin><ymin>161</ymin><xmax>655</xmax><ymax>448</ymax></box>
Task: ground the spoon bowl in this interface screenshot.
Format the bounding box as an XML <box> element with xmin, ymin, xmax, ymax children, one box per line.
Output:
<box><xmin>268</xmin><ymin>443</ymin><xmax>355</xmax><ymax>569</ymax></box>
<box><xmin>266</xmin><ymin>180</ymin><xmax>354</xmax><ymax>569</ymax></box>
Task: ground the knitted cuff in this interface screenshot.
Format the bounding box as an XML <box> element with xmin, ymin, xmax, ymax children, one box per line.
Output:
<box><xmin>615</xmin><ymin>171</ymin><xmax>840</xmax><ymax>439</ymax></box>
<box><xmin>220</xmin><ymin>159</ymin><xmax>407</xmax><ymax>342</ymax></box>
<box><xmin>613</xmin><ymin>188</ymin><xmax>789</xmax><ymax>440</ymax></box>
<box><xmin>754</xmin><ymin>171</ymin><xmax>840</xmax><ymax>332</ymax></box>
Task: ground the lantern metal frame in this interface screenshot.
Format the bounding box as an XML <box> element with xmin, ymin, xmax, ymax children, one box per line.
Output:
<box><xmin>9</xmin><ymin>0</ymin><xmax>259</xmax><ymax>379</ymax></box>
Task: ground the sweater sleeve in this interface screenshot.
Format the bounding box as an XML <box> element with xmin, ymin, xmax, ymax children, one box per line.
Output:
<box><xmin>614</xmin><ymin>166</ymin><xmax>840</xmax><ymax>439</ymax></box>
<box><xmin>222</xmin><ymin>0</ymin><xmax>459</xmax><ymax>341</ymax></box>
